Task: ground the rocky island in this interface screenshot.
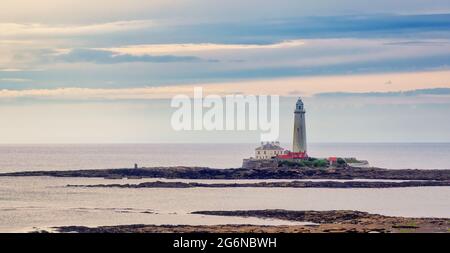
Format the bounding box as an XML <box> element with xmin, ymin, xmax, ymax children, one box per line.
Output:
<box><xmin>2</xmin><ymin>165</ymin><xmax>449</xmax><ymax>181</ymax></box>
<box><xmin>67</xmin><ymin>179</ymin><xmax>450</xmax><ymax>189</ymax></box>
<box><xmin>54</xmin><ymin>210</ymin><xmax>450</xmax><ymax>233</ymax></box>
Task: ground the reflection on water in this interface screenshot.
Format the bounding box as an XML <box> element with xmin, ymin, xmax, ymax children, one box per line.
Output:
<box><xmin>0</xmin><ymin>177</ymin><xmax>449</xmax><ymax>232</ymax></box>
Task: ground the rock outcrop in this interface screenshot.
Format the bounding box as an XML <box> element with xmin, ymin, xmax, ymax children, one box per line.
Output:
<box><xmin>2</xmin><ymin>166</ymin><xmax>450</xmax><ymax>181</ymax></box>
<box><xmin>67</xmin><ymin>180</ymin><xmax>450</xmax><ymax>189</ymax></box>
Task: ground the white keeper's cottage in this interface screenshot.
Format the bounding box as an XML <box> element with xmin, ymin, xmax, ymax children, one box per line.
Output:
<box><xmin>255</xmin><ymin>142</ymin><xmax>287</xmax><ymax>159</ymax></box>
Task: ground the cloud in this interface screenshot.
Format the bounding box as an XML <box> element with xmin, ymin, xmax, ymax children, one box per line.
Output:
<box><xmin>2</xmin><ymin>0</ymin><xmax>450</xmax><ymax>24</ymax></box>
<box><xmin>54</xmin><ymin>48</ymin><xmax>208</xmax><ymax>64</ymax></box>
<box><xmin>2</xmin><ymin>14</ymin><xmax>450</xmax><ymax>89</ymax></box>
<box><xmin>0</xmin><ymin>78</ymin><xmax>32</xmax><ymax>82</ymax></box>
<box><xmin>1</xmin><ymin>70</ymin><xmax>450</xmax><ymax>100</ymax></box>
<box><xmin>101</xmin><ymin>40</ymin><xmax>306</xmax><ymax>55</ymax></box>
<box><xmin>0</xmin><ymin>86</ymin><xmax>198</xmax><ymax>100</ymax></box>
<box><xmin>0</xmin><ymin>20</ymin><xmax>154</xmax><ymax>37</ymax></box>
<box><xmin>311</xmin><ymin>88</ymin><xmax>450</xmax><ymax>105</ymax></box>
<box><xmin>0</xmin><ymin>68</ymin><xmax>26</xmax><ymax>72</ymax></box>
<box><xmin>383</xmin><ymin>40</ymin><xmax>450</xmax><ymax>46</ymax></box>
<box><xmin>315</xmin><ymin>88</ymin><xmax>450</xmax><ymax>98</ymax></box>
<box><xmin>2</xmin><ymin>36</ymin><xmax>450</xmax><ymax>89</ymax></box>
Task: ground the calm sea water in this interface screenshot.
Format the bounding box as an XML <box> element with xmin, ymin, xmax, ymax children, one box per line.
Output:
<box><xmin>0</xmin><ymin>143</ymin><xmax>449</xmax><ymax>172</ymax></box>
<box><xmin>0</xmin><ymin>143</ymin><xmax>449</xmax><ymax>232</ymax></box>
<box><xmin>0</xmin><ymin>176</ymin><xmax>449</xmax><ymax>232</ymax></box>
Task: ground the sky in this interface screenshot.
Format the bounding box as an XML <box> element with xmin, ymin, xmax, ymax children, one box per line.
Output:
<box><xmin>1</xmin><ymin>1</ymin><xmax>450</xmax><ymax>143</ymax></box>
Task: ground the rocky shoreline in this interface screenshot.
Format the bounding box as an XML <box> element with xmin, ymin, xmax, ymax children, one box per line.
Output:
<box><xmin>67</xmin><ymin>180</ymin><xmax>450</xmax><ymax>189</ymax></box>
<box><xmin>2</xmin><ymin>166</ymin><xmax>450</xmax><ymax>181</ymax></box>
<box><xmin>54</xmin><ymin>210</ymin><xmax>450</xmax><ymax>233</ymax></box>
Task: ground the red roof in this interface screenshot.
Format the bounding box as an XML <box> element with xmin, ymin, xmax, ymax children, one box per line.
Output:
<box><xmin>277</xmin><ymin>152</ymin><xmax>308</xmax><ymax>159</ymax></box>
<box><xmin>328</xmin><ymin>157</ymin><xmax>338</xmax><ymax>162</ymax></box>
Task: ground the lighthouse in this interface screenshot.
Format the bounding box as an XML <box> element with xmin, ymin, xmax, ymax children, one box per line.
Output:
<box><xmin>243</xmin><ymin>97</ymin><xmax>309</xmax><ymax>167</ymax></box>
<box><xmin>293</xmin><ymin>97</ymin><xmax>307</xmax><ymax>153</ymax></box>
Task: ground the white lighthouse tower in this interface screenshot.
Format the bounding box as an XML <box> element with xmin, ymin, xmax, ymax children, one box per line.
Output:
<box><xmin>293</xmin><ymin>97</ymin><xmax>307</xmax><ymax>153</ymax></box>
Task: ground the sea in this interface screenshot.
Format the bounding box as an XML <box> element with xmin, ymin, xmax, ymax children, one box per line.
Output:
<box><xmin>0</xmin><ymin>143</ymin><xmax>449</xmax><ymax>172</ymax></box>
<box><xmin>0</xmin><ymin>143</ymin><xmax>449</xmax><ymax>232</ymax></box>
